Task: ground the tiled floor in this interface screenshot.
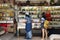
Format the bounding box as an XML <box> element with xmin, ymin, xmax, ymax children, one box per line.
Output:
<box><xmin>0</xmin><ymin>33</ymin><xmax>49</xmax><ymax>40</ymax></box>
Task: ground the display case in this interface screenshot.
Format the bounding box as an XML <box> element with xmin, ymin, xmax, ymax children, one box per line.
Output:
<box><xmin>0</xmin><ymin>9</ymin><xmax>14</xmax><ymax>23</ymax></box>
<box><xmin>41</xmin><ymin>6</ymin><xmax>60</xmax><ymax>29</ymax></box>
<box><xmin>17</xmin><ymin>6</ymin><xmax>60</xmax><ymax>29</ymax></box>
<box><xmin>17</xmin><ymin>6</ymin><xmax>41</xmax><ymax>29</ymax></box>
<box><xmin>0</xmin><ymin>4</ymin><xmax>14</xmax><ymax>32</ymax></box>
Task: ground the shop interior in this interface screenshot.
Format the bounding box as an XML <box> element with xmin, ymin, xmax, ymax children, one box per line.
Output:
<box><xmin>0</xmin><ymin>0</ymin><xmax>60</xmax><ymax>40</ymax></box>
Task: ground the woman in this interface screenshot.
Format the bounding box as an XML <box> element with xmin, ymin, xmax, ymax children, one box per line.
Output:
<box><xmin>40</xmin><ymin>12</ymin><xmax>46</xmax><ymax>40</ymax></box>
<box><xmin>14</xmin><ymin>18</ymin><xmax>17</xmax><ymax>36</ymax></box>
<box><xmin>25</xmin><ymin>12</ymin><xmax>32</xmax><ymax>39</ymax></box>
<box><xmin>44</xmin><ymin>19</ymin><xmax>49</xmax><ymax>40</ymax></box>
<box><xmin>41</xmin><ymin>12</ymin><xmax>49</xmax><ymax>40</ymax></box>
<box><xmin>44</xmin><ymin>10</ymin><xmax>51</xmax><ymax>40</ymax></box>
<box><xmin>45</xmin><ymin>10</ymin><xmax>52</xmax><ymax>21</ymax></box>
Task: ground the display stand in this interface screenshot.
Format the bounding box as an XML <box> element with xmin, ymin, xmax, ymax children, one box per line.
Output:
<box><xmin>15</xmin><ymin>6</ymin><xmax>60</xmax><ymax>36</ymax></box>
<box><xmin>17</xmin><ymin>6</ymin><xmax>60</xmax><ymax>29</ymax></box>
<box><xmin>0</xmin><ymin>4</ymin><xmax>14</xmax><ymax>33</ymax></box>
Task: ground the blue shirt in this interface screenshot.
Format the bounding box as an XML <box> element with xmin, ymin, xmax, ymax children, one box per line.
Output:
<box><xmin>25</xmin><ymin>16</ymin><xmax>32</xmax><ymax>23</ymax></box>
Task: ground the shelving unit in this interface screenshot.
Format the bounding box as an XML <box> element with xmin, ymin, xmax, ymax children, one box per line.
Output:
<box><xmin>16</xmin><ymin>6</ymin><xmax>60</xmax><ymax>29</ymax></box>
<box><xmin>0</xmin><ymin>9</ymin><xmax>14</xmax><ymax>23</ymax></box>
<box><xmin>0</xmin><ymin>4</ymin><xmax>14</xmax><ymax>32</ymax></box>
<box><xmin>17</xmin><ymin>6</ymin><xmax>41</xmax><ymax>29</ymax></box>
<box><xmin>41</xmin><ymin>6</ymin><xmax>60</xmax><ymax>28</ymax></box>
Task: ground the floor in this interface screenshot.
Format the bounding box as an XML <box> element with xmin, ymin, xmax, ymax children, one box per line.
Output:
<box><xmin>0</xmin><ymin>33</ymin><xmax>49</xmax><ymax>40</ymax></box>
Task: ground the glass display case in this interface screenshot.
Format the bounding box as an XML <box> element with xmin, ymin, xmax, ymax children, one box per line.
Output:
<box><xmin>0</xmin><ymin>4</ymin><xmax>14</xmax><ymax>32</ymax></box>
<box><xmin>17</xmin><ymin>6</ymin><xmax>60</xmax><ymax>29</ymax></box>
<box><xmin>0</xmin><ymin>9</ymin><xmax>14</xmax><ymax>23</ymax></box>
<box><xmin>17</xmin><ymin>6</ymin><xmax>41</xmax><ymax>29</ymax></box>
<box><xmin>41</xmin><ymin>6</ymin><xmax>60</xmax><ymax>29</ymax></box>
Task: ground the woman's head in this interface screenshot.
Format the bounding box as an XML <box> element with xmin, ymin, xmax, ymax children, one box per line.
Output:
<box><xmin>25</xmin><ymin>12</ymin><xmax>30</xmax><ymax>17</ymax></box>
<box><xmin>41</xmin><ymin>12</ymin><xmax>46</xmax><ymax>19</ymax></box>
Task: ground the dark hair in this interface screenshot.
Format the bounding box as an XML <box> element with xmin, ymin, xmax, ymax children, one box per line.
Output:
<box><xmin>26</xmin><ymin>14</ymin><xmax>30</xmax><ymax>18</ymax></box>
<box><xmin>25</xmin><ymin>12</ymin><xmax>30</xmax><ymax>17</ymax></box>
<box><xmin>26</xmin><ymin>0</ymin><xmax>30</xmax><ymax>5</ymax></box>
<box><xmin>14</xmin><ymin>18</ymin><xmax>17</xmax><ymax>24</ymax></box>
<box><xmin>42</xmin><ymin>12</ymin><xmax>46</xmax><ymax>19</ymax></box>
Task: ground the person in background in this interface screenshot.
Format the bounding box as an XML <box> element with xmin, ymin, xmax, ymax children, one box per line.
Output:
<box><xmin>44</xmin><ymin>10</ymin><xmax>51</xmax><ymax>40</ymax></box>
<box><xmin>40</xmin><ymin>12</ymin><xmax>46</xmax><ymax>40</ymax></box>
<box><xmin>25</xmin><ymin>12</ymin><xmax>32</xmax><ymax>39</ymax></box>
<box><xmin>40</xmin><ymin>11</ymin><xmax>50</xmax><ymax>40</ymax></box>
<box><xmin>44</xmin><ymin>1</ymin><xmax>48</xmax><ymax>6</ymax></box>
<box><xmin>14</xmin><ymin>18</ymin><xmax>17</xmax><ymax>37</ymax></box>
<box><xmin>45</xmin><ymin>10</ymin><xmax>52</xmax><ymax>21</ymax></box>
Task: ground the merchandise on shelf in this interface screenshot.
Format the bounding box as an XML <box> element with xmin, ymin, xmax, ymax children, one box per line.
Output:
<box><xmin>0</xmin><ymin>4</ymin><xmax>14</xmax><ymax>32</ymax></box>
<box><xmin>21</xmin><ymin>6</ymin><xmax>39</xmax><ymax>11</ymax></box>
<box><xmin>17</xmin><ymin>6</ymin><xmax>60</xmax><ymax>29</ymax></box>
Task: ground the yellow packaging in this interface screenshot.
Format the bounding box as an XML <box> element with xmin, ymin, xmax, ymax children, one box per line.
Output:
<box><xmin>10</xmin><ymin>13</ymin><xmax>14</xmax><ymax>16</ymax></box>
<box><xmin>0</xmin><ymin>13</ymin><xmax>2</xmax><ymax>16</ymax></box>
<box><xmin>44</xmin><ymin>20</ymin><xmax>49</xmax><ymax>29</ymax></box>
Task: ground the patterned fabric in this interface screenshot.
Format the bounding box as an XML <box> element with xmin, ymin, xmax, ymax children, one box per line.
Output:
<box><xmin>26</xmin><ymin>30</ymin><xmax>32</xmax><ymax>39</ymax></box>
<box><xmin>25</xmin><ymin>16</ymin><xmax>32</xmax><ymax>23</ymax></box>
<box><xmin>25</xmin><ymin>15</ymin><xmax>32</xmax><ymax>33</ymax></box>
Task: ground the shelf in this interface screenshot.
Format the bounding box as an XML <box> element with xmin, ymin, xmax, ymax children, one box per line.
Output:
<box><xmin>0</xmin><ymin>7</ymin><xmax>14</xmax><ymax>23</ymax></box>
<box><xmin>17</xmin><ymin>23</ymin><xmax>26</xmax><ymax>29</ymax></box>
<box><xmin>18</xmin><ymin>11</ymin><xmax>40</xmax><ymax>13</ymax></box>
<box><xmin>7</xmin><ymin>21</ymin><xmax>13</xmax><ymax>23</ymax></box>
<box><xmin>32</xmin><ymin>19</ymin><xmax>40</xmax><ymax>23</ymax></box>
<box><xmin>20</xmin><ymin>6</ymin><xmax>60</xmax><ymax>11</ymax></box>
<box><xmin>17</xmin><ymin>6</ymin><xmax>60</xmax><ymax>28</ymax></box>
<box><xmin>0</xmin><ymin>21</ymin><xmax>6</xmax><ymax>23</ymax></box>
<box><xmin>18</xmin><ymin>19</ymin><xmax>26</xmax><ymax>23</ymax></box>
<box><xmin>17</xmin><ymin>23</ymin><xmax>40</xmax><ymax>29</ymax></box>
<box><xmin>50</xmin><ymin>21</ymin><xmax>60</xmax><ymax>22</ymax></box>
<box><xmin>18</xmin><ymin>15</ymin><xmax>25</xmax><ymax>17</ymax></box>
<box><xmin>17</xmin><ymin>25</ymin><xmax>60</xmax><ymax>29</ymax></box>
<box><xmin>51</xmin><ymin>15</ymin><xmax>60</xmax><ymax>18</ymax></box>
<box><xmin>49</xmin><ymin>25</ymin><xmax>60</xmax><ymax>27</ymax></box>
<box><xmin>0</xmin><ymin>21</ymin><xmax>13</xmax><ymax>23</ymax></box>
